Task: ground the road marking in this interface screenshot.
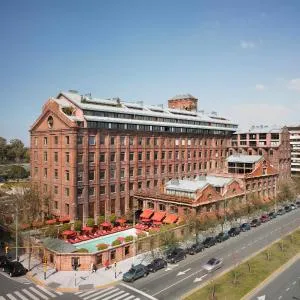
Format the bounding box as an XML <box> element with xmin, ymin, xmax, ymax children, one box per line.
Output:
<box><xmin>93</xmin><ymin>289</ymin><xmax>121</xmax><ymax>300</ymax></box>
<box><xmin>241</xmin><ymin>246</ymin><xmax>246</xmax><ymax>250</ymax></box>
<box><xmin>292</xmin><ymin>281</ymin><xmax>296</xmax><ymax>285</ymax></box>
<box><xmin>278</xmin><ymin>295</ymin><xmax>282</xmax><ymax>299</ymax></box>
<box><xmin>29</xmin><ymin>287</ymin><xmax>49</xmax><ymax>299</ymax></box>
<box><xmin>194</xmin><ymin>274</ymin><xmax>207</xmax><ymax>283</ymax></box>
<box><xmin>257</xmin><ymin>296</ymin><xmax>265</xmax><ymax>300</ymax></box>
<box><xmin>22</xmin><ymin>289</ymin><xmax>39</xmax><ymax>300</ymax></box>
<box><xmin>36</xmin><ymin>286</ymin><xmax>56</xmax><ymax>297</ymax></box>
<box><xmin>286</xmin><ymin>287</ymin><xmax>290</xmax><ymax>291</ymax></box>
<box><xmin>122</xmin><ymin>296</ymin><xmax>135</xmax><ymax>300</ymax></box>
<box><xmin>101</xmin><ymin>290</ymin><xmax>125</xmax><ymax>300</ymax></box>
<box><xmin>114</xmin><ymin>293</ymin><xmax>130</xmax><ymax>300</ymax></box>
<box><xmin>6</xmin><ymin>294</ymin><xmax>18</xmax><ymax>300</ymax></box>
<box><xmin>177</xmin><ymin>268</ymin><xmax>191</xmax><ymax>276</ymax></box>
<box><xmin>84</xmin><ymin>288</ymin><xmax>119</xmax><ymax>300</ymax></box>
<box><xmin>78</xmin><ymin>289</ymin><xmax>100</xmax><ymax>297</ymax></box>
<box><xmin>120</xmin><ymin>283</ymin><xmax>158</xmax><ymax>300</ymax></box>
<box><xmin>14</xmin><ymin>291</ymin><xmax>29</xmax><ymax>300</ymax></box>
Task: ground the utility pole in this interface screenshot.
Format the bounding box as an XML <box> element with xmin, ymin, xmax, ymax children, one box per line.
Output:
<box><xmin>132</xmin><ymin>199</ymin><xmax>137</xmax><ymax>267</ymax></box>
<box><xmin>15</xmin><ymin>202</ymin><xmax>18</xmax><ymax>261</ymax></box>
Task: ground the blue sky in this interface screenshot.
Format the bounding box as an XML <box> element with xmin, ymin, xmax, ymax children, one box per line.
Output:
<box><xmin>1</xmin><ymin>0</ymin><xmax>300</xmax><ymax>145</ymax></box>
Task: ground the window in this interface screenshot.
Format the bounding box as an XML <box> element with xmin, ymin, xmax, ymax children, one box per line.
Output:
<box><xmin>100</xmin><ymin>135</ymin><xmax>105</xmax><ymax>145</ymax></box>
<box><xmin>159</xmin><ymin>203</ymin><xmax>165</xmax><ymax>211</ymax></box>
<box><xmin>77</xmin><ymin>172</ymin><xmax>83</xmax><ymax>182</ymax></box>
<box><xmin>65</xmin><ymin>170</ymin><xmax>70</xmax><ymax>181</ymax></box>
<box><xmin>34</xmin><ymin>151</ymin><xmax>37</xmax><ymax>160</ymax></box>
<box><xmin>146</xmin><ymin>166</ymin><xmax>150</xmax><ymax>175</ymax></box>
<box><xmin>89</xmin><ymin>170</ymin><xmax>95</xmax><ymax>181</ymax></box>
<box><xmin>146</xmin><ymin>181</ymin><xmax>150</xmax><ymax>188</ymax></box>
<box><xmin>54</xmin><ymin>201</ymin><xmax>58</xmax><ymax>209</ymax></box>
<box><xmin>54</xmin><ymin>152</ymin><xmax>58</xmax><ymax>162</ymax></box>
<box><xmin>138</xmin><ymin>152</ymin><xmax>142</xmax><ymax>161</ymax></box>
<box><xmin>162</xmin><ymin>151</ymin><xmax>165</xmax><ymax>159</ymax></box>
<box><xmin>88</xmin><ymin>136</ymin><xmax>96</xmax><ymax>145</ymax></box>
<box><xmin>100</xmin><ymin>170</ymin><xmax>105</xmax><ymax>180</ymax></box>
<box><xmin>110</xmin><ymin>136</ymin><xmax>115</xmax><ymax>145</ymax></box>
<box><xmin>65</xmin><ymin>136</ymin><xmax>70</xmax><ymax>145</ymax></box>
<box><xmin>129</xmin><ymin>137</ymin><xmax>134</xmax><ymax>145</ymax></box>
<box><xmin>43</xmin><ymin>184</ymin><xmax>47</xmax><ymax>193</ymax></box>
<box><xmin>77</xmin><ymin>153</ymin><xmax>83</xmax><ymax>163</ymax></box>
<box><xmin>89</xmin><ymin>187</ymin><xmax>95</xmax><ymax>196</ymax></box>
<box><xmin>100</xmin><ymin>186</ymin><xmax>106</xmax><ymax>194</ymax></box>
<box><xmin>120</xmin><ymin>184</ymin><xmax>125</xmax><ymax>192</ymax></box>
<box><xmin>54</xmin><ymin>186</ymin><xmax>58</xmax><ymax>194</ymax></box>
<box><xmin>169</xmin><ymin>165</ymin><xmax>172</xmax><ymax>172</ymax></box>
<box><xmin>34</xmin><ymin>137</ymin><xmax>38</xmax><ymax>146</ymax></box>
<box><xmin>54</xmin><ymin>169</ymin><xmax>58</xmax><ymax>179</ymax></box>
<box><xmin>154</xmin><ymin>151</ymin><xmax>158</xmax><ymax>160</ymax></box>
<box><xmin>77</xmin><ymin>188</ymin><xmax>83</xmax><ymax>197</ymax></box>
<box><xmin>130</xmin><ymin>168</ymin><xmax>134</xmax><ymax>177</ymax></box>
<box><xmin>66</xmin><ymin>152</ymin><xmax>70</xmax><ymax>163</ymax></box>
<box><xmin>110</xmin><ymin>153</ymin><xmax>115</xmax><ymax>162</ymax></box>
<box><xmin>138</xmin><ymin>182</ymin><xmax>142</xmax><ymax>189</ymax></box>
<box><xmin>138</xmin><ymin>137</ymin><xmax>143</xmax><ymax>145</ymax></box>
<box><xmin>34</xmin><ymin>167</ymin><xmax>38</xmax><ymax>175</ymax></box>
<box><xmin>43</xmin><ymin>151</ymin><xmax>47</xmax><ymax>162</ymax></box>
<box><xmin>146</xmin><ymin>138</ymin><xmax>151</xmax><ymax>146</ymax></box>
<box><xmin>130</xmin><ymin>152</ymin><xmax>134</xmax><ymax>161</ymax></box>
<box><xmin>120</xmin><ymin>152</ymin><xmax>125</xmax><ymax>161</ymax></box>
<box><xmin>89</xmin><ymin>152</ymin><xmax>95</xmax><ymax>163</ymax></box>
<box><xmin>154</xmin><ymin>166</ymin><xmax>158</xmax><ymax>174</ymax></box>
<box><xmin>110</xmin><ymin>168</ymin><xmax>115</xmax><ymax>179</ymax></box>
<box><xmin>168</xmin><ymin>151</ymin><xmax>172</xmax><ymax>159</ymax></box>
<box><xmin>44</xmin><ymin>168</ymin><xmax>47</xmax><ymax>178</ymax></box>
<box><xmin>146</xmin><ymin>152</ymin><xmax>150</xmax><ymax>160</ymax></box>
<box><xmin>65</xmin><ymin>204</ymin><xmax>69</xmax><ymax>215</ymax></box>
<box><xmin>44</xmin><ymin>137</ymin><xmax>48</xmax><ymax>145</ymax></box>
<box><xmin>129</xmin><ymin>183</ymin><xmax>134</xmax><ymax>190</ymax></box>
<box><xmin>154</xmin><ymin>138</ymin><xmax>158</xmax><ymax>146</ymax></box>
<box><xmin>120</xmin><ymin>136</ymin><xmax>125</xmax><ymax>146</ymax></box>
<box><xmin>100</xmin><ymin>153</ymin><xmax>105</xmax><ymax>162</ymax></box>
<box><xmin>65</xmin><ymin>187</ymin><xmax>70</xmax><ymax>196</ymax></box>
<box><xmin>138</xmin><ymin>168</ymin><xmax>142</xmax><ymax>176</ymax></box>
<box><xmin>154</xmin><ymin>180</ymin><xmax>158</xmax><ymax>186</ymax></box>
<box><xmin>110</xmin><ymin>184</ymin><xmax>115</xmax><ymax>193</ymax></box>
<box><xmin>162</xmin><ymin>165</ymin><xmax>166</xmax><ymax>173</ymax></box>
<box><xmin>120</xmin><ymin>168</ymin><xmax>125</xmax><ymax>178</ymax></box>
<box><xmin>54</xmin><ymin>136</ymin><xmax>58</xmax><ymax>144</ymax></box>
<box><xmin>77</xmin><ymin>136</ymin><xmax>83</xmax><ymax>145</ymax></box>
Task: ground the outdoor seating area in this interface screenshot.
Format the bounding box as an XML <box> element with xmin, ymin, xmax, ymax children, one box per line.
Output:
<box><xmin>139</xmin><ymin>209</ymin><xmax>179</xmax><ymax>226</ymax></box>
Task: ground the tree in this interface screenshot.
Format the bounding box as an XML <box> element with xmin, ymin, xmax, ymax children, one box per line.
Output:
<box><xmin>277</xmin><ymin>179</ymin><xmax>297</xmax><ymax>204</ymax></box>
<box><xmin>0</xmin><ymin>137</ymin><xmax>7</xmax><ymax>163</ymax></box>
<box><xmin>7</xmin><ymin>165</ymin><xmax>28</xmax><ymax>180</ymax></box>
<box><xmin>86</xmin><ymin>218</ymin><xmax>95</xmax><ymax>227</ymax></box>
<box><xmin>8</xmin><ymin>139</ymin><xmax>25</xmax><ymax>163</ymax></box>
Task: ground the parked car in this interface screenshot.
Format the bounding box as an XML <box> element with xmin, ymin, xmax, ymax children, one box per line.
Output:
<box><xmin>3</xmin><ymin>261</ymin><xmax>28</xmax><ymax>277</ymax></box>
<box><xmin>216</xmin><ymin>232</ymin><xmax>230</xmax><ymax>243</ymax></box>
<box><xmin>260</xmin><ymin>214</ymin><xmax>270</xmax><ymax>223</ymax></box>
<box><xmin>202</xmin><ymin>258</ymin><xmax>223</xmax><ymax>272</ymax></box>
<box><xmin>146</xmin><ymin>258</ymin><xmax>167</xmax><ymax>272</ymax></box>
<box><xmin>290</xmin><ymin>204</ymin><xmax>296</xmax><ymax>210</ymax></box>
<box><xmin>296</xmin><ymin>200</ymin><xmax>300</xmax><ymax>208</ymax></box>
<box><xmin>0</xmin><ymin>256</ymin><xmax>10</xmax><ymax>268</ymax></box>
<box><xmin>186</xmin><ymin>242</ymin><xmax>204</xmax><ymax>255</ymax></box>
<box><xmin>277</xmin><ymin>208</ymin><xmax>285</xmax><ymax>215</ymax></box>
<box><xmin>166</xmin><ymin>248</ymin><xmax>186</xmax><ymax>263</ymax></box>
<box><xmin>240</xmin><ymin>223</ymin><xmax>251</xmax><ymax>232</ymax></box>
<box><xmin>203</xmin><ymin>237</ymin><xmax>216</xmax><ymax>248</ymax></box>
<box><xmin>228</xmin><ymin>227</ymin><xmax>241</xmax><ymax>237</ymax></box>
<box><xmin>250</xmin><ymin>218</ymin><xmax>261</xmax><ymax>227</ymax></box>
<box><xmin>122</xmin><ymin>264</ymin><xmax>148</xmax><ymax>282</ymax></box>
<box><xmin>284</xmin><ymin>205</ymin><xmax>292</xmax><ymax>213</ymax></box>
<box><xmin>268</xmin><ymin>211</ymin><xmax>277</xmax><ymax>219</ymax></box>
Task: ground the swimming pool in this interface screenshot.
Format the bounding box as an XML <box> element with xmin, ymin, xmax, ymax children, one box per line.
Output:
<box><xmin>75</xmin><ymin>228</ymin><xmax>137</xmax><ymax>253</ymax></box>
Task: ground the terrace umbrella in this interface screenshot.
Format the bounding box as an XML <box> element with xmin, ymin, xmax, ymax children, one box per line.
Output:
<box><xmin>58</xmin><ymin>216</ymin><xmax>70</xmax><ymax>223</ymax></box>
<box><xmin>116</xmin><ymin>218</ymin><xmax>126</xmax><ymax>224</ymax></box>
<box><xmin>46</xmin><ymin>219</ymin><xmax>57</xmax><ymax>225</ymax></box>
<box><xmin>101</xmin><ymin>222</ymin><xmax>112</xmax><ymax>228</ymax></box>
<box><xmin>62</xmin><ymin>230</ymin><xmax>76</xmax><ymax>236</ymax></box>
<box><xmin>82</xmin><ymin>226</ymin><xmax>93</xmax><ymax>232</ymax></box>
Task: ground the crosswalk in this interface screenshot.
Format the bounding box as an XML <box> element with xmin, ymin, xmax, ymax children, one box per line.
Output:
<box><xmin>0</xmin><ymin>286</ymin><xmax>63</xmax><ymax>300</ymax></box>
<box><xmin>75</xmin><ymin>286</ymin><xmax>145</xmax><ymax>300</ymax></box>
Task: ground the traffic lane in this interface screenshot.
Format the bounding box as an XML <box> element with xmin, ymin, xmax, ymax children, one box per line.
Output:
<box><xmin>0</xmin><ymin>271</ymin><xmax>30</xmax><ymax>294</ymax></box>
<box><xmin>131</xmin><ymin>210</ymin><xmax>300</xmax><ymax>299</ymax></box>
<box><xmin>251</xmin><ymin>258</ymin><xmax>300</xmax><ymax>300</ymax></box>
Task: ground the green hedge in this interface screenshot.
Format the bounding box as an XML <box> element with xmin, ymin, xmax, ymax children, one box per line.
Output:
<box><xmin>124</xmin><ymin>235</ymin><xmax>134</xmax><ymax>242</ymax></box>
<box><xmin>76</xmin><ymin>248</ymin><xmax>89</xmax><ymax>253</ymax></box>
<box><xmin>97</xmin><ymin>243</ymin><xmax>109</xmax><ymax>250</ymax></box>
<box><xmin>111</xmin><ymin>239</ymin><xmax>121</xmax><ymax>247</ymax></box>
<box><xmin>86</xmin><ymin>218</ymin><xmax>95</xmax><ymax>227</ymax></box>
<box><xmin>74</xmin><ymin>220</ymin><xmax>82</xmax><ymax>232</ymax></box>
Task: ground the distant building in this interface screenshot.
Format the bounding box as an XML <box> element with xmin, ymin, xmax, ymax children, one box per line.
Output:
<box><xmin>134</xmin><ymin>154</ymin><xmax>279</xmax><ymax>218</ymax></box>
<box><xmin>229</xmin><ymin>125</ymin><xmax>290</xmax><ymax>180</ymax></box>
<box><xmin>30</xmin><ymin>90</ymin><xmax>237</xmax><ymax>222</ymax></box>
<box><xmin>287</xmin><ymin>125</ymin><xmax>300</xmax><ymax>177</ymax></box>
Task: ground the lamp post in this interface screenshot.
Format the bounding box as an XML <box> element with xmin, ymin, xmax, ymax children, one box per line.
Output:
<box><xmin>15</xmin><ymin>202</ymin><xmax>19</xmax><ymax>261</ymax></box>
<box><xmin>132</xmin><ymin>199</ymin><xmax>137</xmax><ymax>267</ymax></box>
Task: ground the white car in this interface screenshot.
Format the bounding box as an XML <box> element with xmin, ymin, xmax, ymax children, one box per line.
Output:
<box><xmin>202</xmin><ymin>258</ymin><xmax>223</xmax><ymax>272</ymax></box>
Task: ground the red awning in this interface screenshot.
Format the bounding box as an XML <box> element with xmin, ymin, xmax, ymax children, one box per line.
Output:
<box><xmin>82</xmin><ymin>226</ymin><xmax>93</xmax><ymax>231</ymax></box>
<box><xmin>116</xmin><ymin>218</ymin><xmax>127</xmax><ymax>224</ymax></box>
<box><xmin>62</xmin><ymin>230</ymin><xmax>76</xmax><ymax>236</ymax></box>
<box><xmin>46</xmin><ymin>219</ymin><xmax>57</xmax><ymax>225</ymax></box>
<box><xmin>163</xmin><ymin>214</ymin><xmax>178</xmax><ymax>224</ymax></box>
<box><xmin>140</xmin><ymin>209</ymin><xmax>154</xmax><ymax>219</ymax></box>
<box><xmin>141</xmin><ymin>218</ymin><xmax>152</xmax><ymax>223</ymax></box>
<box><xmin>101</xmin><ymin>222</ymin><xmax>112</xmax><ymax>227</ymax></box>
<box><xmin>58</xmin><ymin>216</ymin><xmax>70</xmax><ymax>223</ymax></box>
<box><xmin>151</xmin><ymin>211</ymin><xmax>166</xmax><ymax>222</ymax></box>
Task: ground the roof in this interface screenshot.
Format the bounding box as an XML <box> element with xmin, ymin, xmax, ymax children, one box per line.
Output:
<box><xmin>169</xmin><ymin>94</ymin><xmax>197</xmax><ymax>100</ymax></box>
<box><xmin>235</xmin><ymin>125</ymin><xmax>282</xmax><ymax>134</ymax></box>
<box><xmin>41</xmin><ymin>237</ymin><xmax>77</xmax><ymax>253</ymax></box>
<box><xmin>227</xmin><ymin>154</ymin><xmax>262</xmax><ymax>164</ymax></box>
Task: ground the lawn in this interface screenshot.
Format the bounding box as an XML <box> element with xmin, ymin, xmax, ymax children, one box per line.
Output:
<box><xmin>185</xmin><ymin>229</ymin><xmax>300</xmax><ymax>300</ymax></box>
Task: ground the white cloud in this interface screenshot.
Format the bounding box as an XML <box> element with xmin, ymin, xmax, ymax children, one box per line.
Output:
<box><xmin>240</xmin><ymin>40</ymin><xmax>256</xmax><ymax>49</ymax></box>
<box><xmin>255</xmin><ymin>84</ymin><xmax>265</xmax><ymax>91</ymax></box>
<box><xmin>287</xmin><ymin>78</ymin><xmax>300</xmax><ymax>91</ymax></box>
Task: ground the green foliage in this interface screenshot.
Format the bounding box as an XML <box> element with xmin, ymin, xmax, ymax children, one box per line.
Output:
<box><xmin>75</xmin><ymin>248</ymin><xmax>89</xmax><ymax>253</ymax></box>
<box><xmin>86</xmin><ymin>218</ymin><xmax>95</xmax><ymax>227</ymax></box>
<box><xmin>97</xmin><ymin>215</ymin><xmax>105</xmax><ymax>225</ymax></box>
<box><xmin>111</xmin><ymin>239</ymin><xmax>121</xmax><ymax>247</ymax></box>
<box><xmin>62</xmin><ymin>107</ymin><xmax>74</xmax><ymax>116</ymax></box>
<box><xmin>6</xmin><ymin>165</ymin><xmax>28</xmax><ymax>180</ymax></box>
<box><xmin>97</xmin><ymin>243</ymin><xmax>109</xmax><ymax>250</ymax></box>
<box><xmin>0</xmin><ymin>137</ymin><xmax>28</xmax><ymax>164</ymax></box>
<box><xmin>44</xmin><ymin>225</ymin><xmax>58</xmax><ymax>238</ymax></box>
<box><xmin>60</xmin><ymin>223</ymin><xmax>71</xmax><ymax>232</ymax></box>
<box><xmin>109</xmin><ymin>214</ymin><xmax>116</xmax><ymax>223</ymax></box>
<box><xmin>124</xmin><ymin>235</ymin><xmax>134</xmax><ymax>242</ymax></box>
<box><xmin>74</xmin><ymin>220</ymin><xmax>82</xmax><ymax>232</ymax></box>
<box><xmin>137</xmin><ymin>232</ymin><xmax>147</xmax><ymax>239</ymax></box>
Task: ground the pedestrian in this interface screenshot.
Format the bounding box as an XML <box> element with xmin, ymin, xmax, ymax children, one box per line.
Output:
<box><xmin>93</xmin><ymin>263</ymin><xmax>97</xmax><ymax>273</ymax></box>
<box><xmin>104</xmin><ymin>259</ymin><xmax>110</xmax><ymax>270</ymax></box>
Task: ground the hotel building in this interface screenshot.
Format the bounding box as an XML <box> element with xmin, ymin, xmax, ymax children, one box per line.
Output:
<box><xmin>287</xmin><ymin>125</ymin><xmax>300</xmax><ymax>177</ymax></box>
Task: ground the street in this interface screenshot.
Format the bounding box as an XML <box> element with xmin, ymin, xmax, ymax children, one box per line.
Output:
<box><xmin>251</xmin><ymin>258</ymin><xmax>300</xmax><ymax>300</ymax></box>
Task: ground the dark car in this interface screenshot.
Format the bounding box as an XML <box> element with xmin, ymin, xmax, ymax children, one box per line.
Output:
<box><xmin>203</xmin><ymin>237</ymin><xmax>216</xmax><ymax>248</ymax></box>
<box><xmin>146</xmin><ymin>258</ymin><xmax>167</xmax><ymax>272</ymax></box>
<box><xmin>284</xmin><ymin>205</ymin><xmax>292</xmax><ymax>213</ymax></box>
<box><xmin>240</xmin><ymin>223</ymin><xmax>251</xmax><ymax>232</ymax></box>
<box><xmin>187</xmin><ymin>242</ymin><xmax>204</xmax><ymax>255</ymax></box>
<box><xmin>166</xmin><ymin>248</ymin><xmax>186</xmax><ymax>263</ymax></box>
<box><xmin>228</xmin><ymin>227</ymin><xmax>241</xmax><ymax>237</ymax></box>
<box><xmin>0</xmin><ymin>255</ymin><xmax>10</xmax><ymax>268</ymax></box>
<box><xmin>296</xmin><ymin>201</ymin><xmax>300</xmax><ymax>208</ymax></box>
<box><xmin>216</xmin><ymin>232</ymin><xmax>230</xmax><ymax>243</ymax></box>
<box><xmin>250</xmin><ymin>218</ymin><xmax>261</xmax><ymax>227</ymax></box>
<box><xmin>277</xmin><ymin>208</ymin><xmax>285</xmax><ymax>215</ymax></box>
<box><xmin>268</xmin><ymin>211</ymin><xmax>277</xmax><ymax>219</ymax></box>
<box><xmin>3</xmin><ymin>261</ymin><xmax>28</xmax><ymax>277</ymax></box>
<box><xmin>122</xmin><ymin>264</ymin><xmax>148</xmax><ymax>282</ymax></box>
<box><xmin>260</xmin><ymin>214</ymin><xmax>270</xmax><ymax>223</ymax></box>
<box><xmin>290</xmin><ymin>204</ymin><xmax>296</xmax><ymax>210</ymax></box>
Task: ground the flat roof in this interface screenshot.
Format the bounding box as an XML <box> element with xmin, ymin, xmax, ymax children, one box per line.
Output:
<box><xmin>227</xmin><ymin>154</ymin><xmax>262</xmax><ymax>164</ymax></box>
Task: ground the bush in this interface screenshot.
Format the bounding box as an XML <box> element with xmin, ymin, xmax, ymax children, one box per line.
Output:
<box><xmin>74</xmin><ymin>220</ymin><xmax>82</xmax><ymax>232</ymax></box>
<box><xmin>148</xmin><ymin>229</ymin><xmax>159</xmax><ymax>235</ymax></box>
<box><xmin>137</xmin><ymin>232</ymin><xmax>147</xmax><ymax>239</ymax></box>
<box><xmin>124</xmin><ymin>235</ymin><xmax>134</xmax><ymax>242</ymax></box>
<box><xmin>97</xmin><ymin>243</ymin><xmax>109</xmax><ymax>251</ymax></box>
<box><xmin>111</xmin><ymin>239</ymin><xmax>121</xmax><ymax>247</ymax></box>
<box><xmin>86</xmin><ymin>218</ymin><xmax>95</xmax><ymax>227</ymax></box>
<box><xmin>76</xmin><ymin>248</ymin><xmax>89</xmax><ymax>253</ymax></box>
<box><xmin>60</xmin><ymin>223</ymin><xmax>71</xmax><ymax>232</ymax></box>
<box><xmin>97</xmin><ymin>215</ymin><xmax>105</xmax><ymax>225</ymax></box>
<box><xmin>44</xmin><ymin>225</ymin><xmax>58</xmax><ymax>238</ymax></box>
<box><xmin>109</xmin><ymin>214</ymin><xmax>117</xmax><ymax>223</ymax></box>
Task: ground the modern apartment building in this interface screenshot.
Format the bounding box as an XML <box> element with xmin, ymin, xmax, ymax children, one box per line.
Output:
<box><xmin>229</xmin><ymin>125</ymin><xmax>291</xmax><ymax>180</ymax></box>
<box><xmin>287</xmin><ymin>125</ymin><xmax>300</xmax><ymax>177</ymax></box>
<box><xmin>30</xmin><ymin>91</ymin><xmax>237</xmax><ymax>222</ymax></box>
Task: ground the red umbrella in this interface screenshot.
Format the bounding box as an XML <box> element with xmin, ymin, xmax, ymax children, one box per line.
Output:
<box><xmin>82</xmin><ymin>226</ymin><xmax>93</xmax><ymax>232</ymax></box>
<box><xmin>116</xmin><ymin>218</ymin><xmax>126</xmax><ymax>224</ymax></box>
<box><xmin>101</xmin><ymin>222</ymin><xmax>112</xmax><ymax>227</ymax></box>
<box><xmin>46</xmin><ymin>219</ymin><xmax>57</xmax><ymax>225</ymax></box>
<box><xmin>62</xmin><ymin>230</ymin><xmax>76</xmax><ymax>236</ymax></box>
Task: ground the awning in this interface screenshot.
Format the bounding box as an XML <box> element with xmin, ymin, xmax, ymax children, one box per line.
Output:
<box><xmin>141</xmin><ymin>218</ymin><xmax>152</xmax><ymax>223</ymax></box>
<box><xmin>58</xmin><ymin>216</ymin><xmax>70</xmax><ymax>223</ymax></box>
<box><xmin>62</xmin><ymin>230</ymin><xmax>76</xmax><ymax>236</ymax></box>
<box><xmin>151</xmin><ymin>211</ymin><xmax>166</xmax><ymax>222</ymax></box>
<box><xmin>140</xmin><ymin>209</ymin><xmax>154</xmax><ymax>219</ymax></box>
<box><xmin>163</xmin><ymin>214</ymin><xmax>178</xmax><ymax>224</ymax></box>
<box><xmin>46</xmin><ymin>219</ymin><xmax>57</xmax><ymax>225</ymax></box>
<box><xmin>101</xmin><ymin>221</ymin><xmax>112</xmax><ymax>227</ymax></box>
<box><xmin>116</xmin><ymin>218</ymin><xmax>126</xmax><ymax>224</ymax></box>
<box><xmin>82</xmin><ymin>226</ymin><xmax>93</xmax><ymax>232</ymax></box>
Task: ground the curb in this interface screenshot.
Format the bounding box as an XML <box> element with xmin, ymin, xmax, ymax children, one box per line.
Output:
<box><xmin>241</xmin><ymin>253</ymin><xmax>300</xmax><ymax>300</ymax></box>
<box><xmin>181</xmin><ymin>227</ymin><xmax>299</xmax><ymax>299</ymax></box>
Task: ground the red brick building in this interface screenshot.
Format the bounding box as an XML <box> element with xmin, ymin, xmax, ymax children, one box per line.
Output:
<box><xmin>30</xmin><ymin>91</ymin><xmax>237</xmax><ymax>223</ymax></box>
<box><xmin>229</xmin><ymin>126</ymin><xmax>290</xmax><ymax>180</ymax></box>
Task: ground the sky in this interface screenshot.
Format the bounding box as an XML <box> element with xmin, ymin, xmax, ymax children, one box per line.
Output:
<box><xmin>0</xmin><ymin>0</ymin><xmax>300</xmax><ymax>145</ymax></box>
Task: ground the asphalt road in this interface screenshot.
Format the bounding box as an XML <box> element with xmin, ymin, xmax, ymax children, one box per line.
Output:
<box><xmin>124</xmin><ymin>209</ymin><xmax>300</xmax><ymax>300</ymax></box>
<box><xmin>251</xmin><ymin>258</ymin><xmax>300</xmax><ymax>300</ymax></box>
